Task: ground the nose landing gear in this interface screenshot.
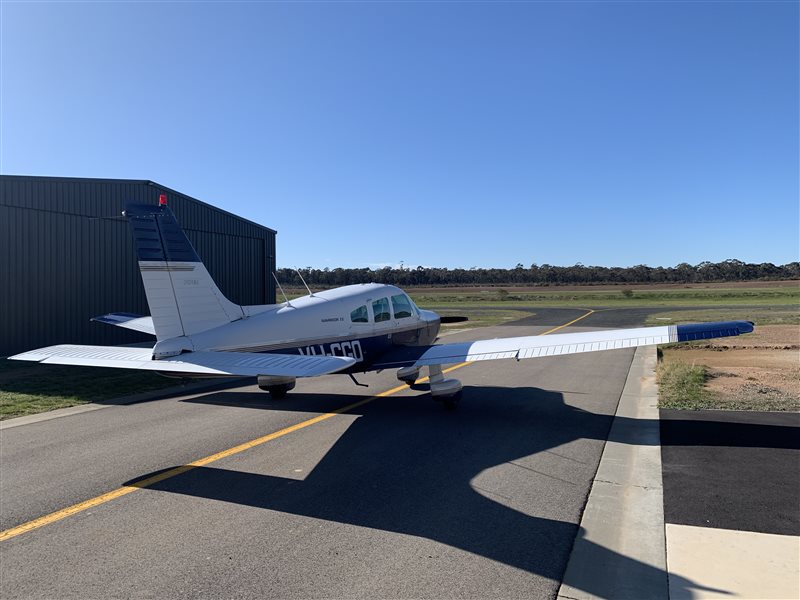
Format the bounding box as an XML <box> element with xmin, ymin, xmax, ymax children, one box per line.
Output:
<box><xmin>396</xmin><ymin>366</ymin><xmax>421</xmax><ymax>385</ymax></box>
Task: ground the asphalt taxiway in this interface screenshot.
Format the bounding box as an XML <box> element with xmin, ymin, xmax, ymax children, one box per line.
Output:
<box><xmin>4</xmin><ymin>308</ymin><xmax>729</xmax><ymax>599</ymax></box>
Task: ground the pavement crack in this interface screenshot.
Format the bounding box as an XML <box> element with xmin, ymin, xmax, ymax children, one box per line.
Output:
<box><xmin>545</xmin><ymin>449</ymin><xmax>588</xmax><ymax>465</ymax></box>
<box><xmin>509</xmin><ymin>461</ymin><xmax>576</xmax><ymax>485</ymax></box>
<box><xmin>594</xmin><ymin>478</ymin><xmax>655</xmax><ymax>491</ymax></box>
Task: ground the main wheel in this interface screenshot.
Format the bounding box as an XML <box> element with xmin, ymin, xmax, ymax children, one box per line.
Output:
<box><xmin>263</xmin><ymin>384</ymin><xmax>291</xmax><ymax>399</ymax></box>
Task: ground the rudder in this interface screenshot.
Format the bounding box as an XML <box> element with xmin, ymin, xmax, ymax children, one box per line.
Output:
<box><xmin>125</xmin><ymin>202</ymin><xmax>243</xmax><ymax>342</ymax></box>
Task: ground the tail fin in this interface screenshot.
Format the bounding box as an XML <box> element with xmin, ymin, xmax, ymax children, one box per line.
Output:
<box><xmin>125</xmin><ymin>202</ymin><xmax>243</xmax><ymax>341</ymax></box>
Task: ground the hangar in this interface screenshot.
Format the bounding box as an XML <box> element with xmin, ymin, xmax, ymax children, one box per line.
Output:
<box><xmin>0</xmin><ymin>175</ymin><xmax>277</xmax><ymax>357</ymax></box>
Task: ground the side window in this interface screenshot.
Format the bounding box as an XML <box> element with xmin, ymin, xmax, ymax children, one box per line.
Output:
<box><xmin>350</xmin><ymin>305</ymin><xmax>369</xmax><ymax>323</ymax></box>
<box><xmin>391</xmin><ymin>294</ymin><xmax>413</xmax><ymax>319</ymax></box>
<box><xmin>372</xmin><ymin>298</ymin><xmax>391</xmax><ymax>323</ymax></box>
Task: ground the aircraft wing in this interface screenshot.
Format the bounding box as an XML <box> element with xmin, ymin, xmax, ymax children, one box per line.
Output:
<box><xmin>9</xmin><ymin>345</ymin><xmax>355</xmax><ymax>377</ymax></box>
<box><xmin>373</xmin><ymin>321</ymin><xmax>755</xmax><ymax>369</ymax></box>
<box><xmin>91</xmin><ymin>313</ymin><xmax>156</xmax><ymax>336</ymax></box>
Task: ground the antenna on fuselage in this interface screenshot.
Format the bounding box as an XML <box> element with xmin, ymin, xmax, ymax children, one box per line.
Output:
<box><xmin>272</xmin><ymin>272</ymin><xmax>293</xmax><ymax>307</ymax></box>
<box><xmin>295</xmin><ymin>269</ymin><xmax>316</xmax><ymax>297</ymax></box>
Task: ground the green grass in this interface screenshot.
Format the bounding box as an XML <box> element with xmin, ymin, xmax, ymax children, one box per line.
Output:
<box><xmin>0</xmin><ymin>361</ymin><xmax>184</xmax><ymax>420</ymax></box>
<box><xmin>656</xmin><ymin>361</ymin><xmax>717</xmax><ymax>410</ymax></box>
<box><xmin>410</xmin><ymin>286</ymin><xmax>800</xmax><ymax>309</ymax></box>
<box><xmin>645</xmin><ymin>307</ymin><xmax>800</xmax><ymax>326</ymax></box>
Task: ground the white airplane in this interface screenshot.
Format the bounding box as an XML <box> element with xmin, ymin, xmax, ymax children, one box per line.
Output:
<box><xmin>9</xmin><ymin>201</ymin><xmax>755</xmax><ymax>408</ymax></box>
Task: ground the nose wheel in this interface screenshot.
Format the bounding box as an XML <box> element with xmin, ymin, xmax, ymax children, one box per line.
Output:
<box><xmin>397</xmin><ymin>366</ymin><xmax>421</xmax><ymax>385</ymax></box>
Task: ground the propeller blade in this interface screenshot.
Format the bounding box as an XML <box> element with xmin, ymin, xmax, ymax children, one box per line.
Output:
<box><xmin>440</xmin><ymin>316</ymin><xmax>469</xmax><ymax>323</ymax></box>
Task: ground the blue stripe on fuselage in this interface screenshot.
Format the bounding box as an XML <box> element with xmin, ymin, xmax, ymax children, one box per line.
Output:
<box><xmin>262</xmin><ymin>331</ymin><xmax>423</xmax><ymax>373</ymax></box>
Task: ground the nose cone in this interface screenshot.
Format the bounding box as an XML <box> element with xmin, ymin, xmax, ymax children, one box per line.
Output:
<box><xmin>418</xmin><ymin>309</ymin><xmax>442</xmax><ymax>344</ymax></box>
<box><xmin>419</xmin><ymin>309</ymin><xmax>441</xmax><ymax>325</ymax></box>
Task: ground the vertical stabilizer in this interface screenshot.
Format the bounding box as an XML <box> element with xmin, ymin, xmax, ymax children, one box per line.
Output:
<box><xmin>125</xmin><ymin>202</ymin><xmax>244</xmax><ymax>341</ymax></box>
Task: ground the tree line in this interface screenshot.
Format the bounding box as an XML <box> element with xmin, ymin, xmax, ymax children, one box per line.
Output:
<box><xmin>275</xmin><ymin>259</ymin><xmax>800</xmax><ymax>288</ymax></box>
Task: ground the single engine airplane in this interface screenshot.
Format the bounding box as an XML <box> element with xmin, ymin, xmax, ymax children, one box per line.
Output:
<box><xmin>9</xmin><ymin>200</ymin><xmax>755</xmax><ymax>408</ymax></box>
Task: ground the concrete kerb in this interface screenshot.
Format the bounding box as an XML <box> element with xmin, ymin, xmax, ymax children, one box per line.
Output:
<box><xmin>557</xmin><ymin>346</ymin><xmax>668</xmax><ymax>600</ymax></box>
<box><xmin>0</xmin><ymin>377</ymin><xmax>247</xmax><ymax>430</ymax></box>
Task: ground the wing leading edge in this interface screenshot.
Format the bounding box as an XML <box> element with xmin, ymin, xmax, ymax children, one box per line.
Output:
<box><xmin>9</xmin><ymin>345</ymin><xmax>355</xmax><ymax>378</ymax></box>
<box><xmin>373</xmin><ymin>320</ymin><xmax>755</xmax><ymax>369</ymax></box>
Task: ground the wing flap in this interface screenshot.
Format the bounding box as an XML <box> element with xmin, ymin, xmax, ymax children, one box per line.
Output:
<box><xmin>9</xmin><ymin>345</ymin><xmax>355</xmax><ymax>377</ymax></box>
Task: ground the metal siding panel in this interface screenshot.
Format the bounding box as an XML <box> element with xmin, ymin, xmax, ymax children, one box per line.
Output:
<box><xmin>0</xmin><ymin>176</ymin><xmax>277</xmax><ymax>355</ymax></box>
<box><xmin>0</xmin><ymin>206</ymin><xmax>8</xmax><ymax>351</ymax></box>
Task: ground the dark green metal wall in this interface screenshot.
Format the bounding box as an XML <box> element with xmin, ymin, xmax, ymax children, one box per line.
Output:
<box><xmin>0</xmin><ymin>175</ymin><xmax>277</xmax><ymax>356</ymax></box>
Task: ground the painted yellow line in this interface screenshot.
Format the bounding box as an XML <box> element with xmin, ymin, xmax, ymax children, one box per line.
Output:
<box><xmin>541</xmin><ymin>309</ymin><xmax>595</xmax><ymax>335</ymax></box>
<box><xmin>0</xmin><ymin>311</ymin><xmax>594</xmax><ymax>543</ymax></box>
<box><xmin>0</xmin><ymin>395</ymin><xmax>373</xmax><ymax>542</ymax></box>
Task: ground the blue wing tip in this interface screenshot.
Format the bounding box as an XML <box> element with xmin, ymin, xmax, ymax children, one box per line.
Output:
<box><xmin>676</xmin><ymin>320</ymin><xmax>755</xmax><ymax>342</ymax></box>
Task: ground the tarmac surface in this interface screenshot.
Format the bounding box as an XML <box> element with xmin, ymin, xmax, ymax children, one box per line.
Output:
<box><xmin>660</xmin><ymin>409</ymin><xmax>800</xmax><ymax>599</ymax></box>
<box><xmin>1</xmin><ymin>309</ymin><xmax>646</xmax><ymax>599</ymax></box>
<box><xmin>661</xmin><ymin>409</ymin><xmax>800</xmax><ymax>536</ymax></box>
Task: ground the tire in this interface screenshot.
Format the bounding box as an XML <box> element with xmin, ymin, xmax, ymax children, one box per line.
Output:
<box><xmin>266</xmin><ymin>384</ymin><xmax>290</xmax><ymax>399</ymax></box>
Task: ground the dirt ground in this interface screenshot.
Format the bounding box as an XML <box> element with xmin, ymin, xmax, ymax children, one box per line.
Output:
<box><xmin>684</xmin><ymin>324</ymin><xmax>800</xmax><ymax>349</ymax></box>
<box><xmin>664</xmin><ymin>325</ymin><xmax>799</xmax><ymax>410</ymax></box>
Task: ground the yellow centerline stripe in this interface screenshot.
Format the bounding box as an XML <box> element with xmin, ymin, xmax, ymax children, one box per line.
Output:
<box><xmin>0</xmin><ymin>310</ymin><xmax>594</xmax><ymax>543</ymax></box>
<box><xmin>541</xmin><ymin>309</ymin><xmax>595</xmax><ymax>334</ymax></box>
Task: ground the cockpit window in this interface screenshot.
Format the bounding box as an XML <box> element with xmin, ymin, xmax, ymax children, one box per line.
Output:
<box><xmin>372</xmin><ymin>298</ymin><xmax>391</xmax><ymax>323</ymax></box>
<box><xmin>350</xmin><ymin>305</ymin><xmax>369</xmax><ymax>323</ymax></box>
<box><xmin>391</xmin><ymin>294</ymin><xmax>413</xmax><ymax>319</ymax></box>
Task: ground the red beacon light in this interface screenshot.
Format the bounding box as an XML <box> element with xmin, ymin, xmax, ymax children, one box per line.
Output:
<box><xmin>159</xmin><ymin>194</ymin><xmax>167</xmax><ymax>206</ymax></box>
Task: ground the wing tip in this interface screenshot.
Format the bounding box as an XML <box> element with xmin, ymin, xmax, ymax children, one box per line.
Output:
<box><xmin>676</xmin><ymin>320</ymin><xmax>755</xmax><ymax>342</ymax></box>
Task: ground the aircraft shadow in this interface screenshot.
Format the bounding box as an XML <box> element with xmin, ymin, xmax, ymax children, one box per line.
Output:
<box><xmin>184</xmin><ymin>389</ymin><xmax>800</xmax><ymax>450</ymax></box>
<box><xmin>181</xmin><ymin>389</ymin><xmax>369</xmax><ymax>413</ymax></box>
<box><xmin>118</xmin><ymin>385</ymin><xmax>784</xmax><ymax>597</ymax></box>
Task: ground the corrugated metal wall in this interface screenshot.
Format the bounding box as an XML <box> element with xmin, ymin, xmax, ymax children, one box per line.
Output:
<box><xmin>0</xmin><ymin>175</ymin><xmax>276</xmax><ymax>356</ymax></box>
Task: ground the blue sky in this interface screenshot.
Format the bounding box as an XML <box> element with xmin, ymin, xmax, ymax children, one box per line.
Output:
<box><xmin>2</xmin><ymin>1</ymin><xmax>797</xmax><ymax>269</ymax></box>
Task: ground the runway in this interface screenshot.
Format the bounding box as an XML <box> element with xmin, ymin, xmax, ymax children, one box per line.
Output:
<box><xmin>2</xmin><ymin>311</ymin><xmax>638</xmax><ymax>599</ymax></box>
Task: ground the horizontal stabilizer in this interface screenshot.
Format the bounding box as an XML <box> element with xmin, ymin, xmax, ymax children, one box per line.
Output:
<box><xmin>91</xmin><ymin>313</ymin><xmax>156</xmax><ymax>336</ymax></box>
<box><xmin>9</xmin><ymin>345</ymin><xmax>355</xmax><ymax>378</ymax></box>
<box><xmin>373</xmin><ymin>321</ymin><xmax>755</xmax><ymax>369</ymax></box>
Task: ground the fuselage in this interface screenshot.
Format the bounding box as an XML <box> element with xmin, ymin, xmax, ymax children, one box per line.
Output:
<box><xmin>187</xmin><ymin>283</ymin><xmax>441</xmax><ymax>373</ymax></box>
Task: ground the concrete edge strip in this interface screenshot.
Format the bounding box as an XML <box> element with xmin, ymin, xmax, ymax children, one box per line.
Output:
<box><xmin>0</xmin><ymin>377</ymin><xmax>245</xmax><ymax>430</ymax></box>
<box><xmin>557</xmin><ymin>345</ymin><xmax>668</xmax><ymax>600</ymax></box>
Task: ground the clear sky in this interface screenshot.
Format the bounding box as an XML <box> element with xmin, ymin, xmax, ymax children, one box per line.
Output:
<box><xmin>2</xmin><ymin>1</ymin><xmax>797</xmax><ymax>269</ymax></box>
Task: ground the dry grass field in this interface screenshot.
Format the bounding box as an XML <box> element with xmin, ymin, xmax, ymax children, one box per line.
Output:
<box><xmin>659</xmin><ymin>325</ymin><xmax>799</xmax><ymax>411</ymax></box>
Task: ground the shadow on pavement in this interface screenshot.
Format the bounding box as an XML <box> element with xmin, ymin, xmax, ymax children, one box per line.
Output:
<box><xmin>120</xmin><ymin>384</ymin><xmax>784</xmax><ymax>598</ymax></box>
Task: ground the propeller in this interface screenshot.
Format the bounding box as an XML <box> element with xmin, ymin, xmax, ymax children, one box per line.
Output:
<box><xmin>439</xmin><ymin>316</ymin><xmax>469</xmax><ymax>323</ymax></box>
